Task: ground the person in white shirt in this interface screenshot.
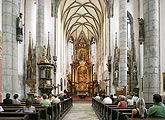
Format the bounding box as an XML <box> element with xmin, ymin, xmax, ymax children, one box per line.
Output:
<box><xmin>132</xmin><ymin>94</ymin><xmax>139</xmax><ymax>105</ymax></box>
<box><xmin>95</xmin><ymin>93</ymin><xmax>101</xmax><ymax>100</ymax></box>
<box><xmin>103</xmin><ymin>96</ymin><xmax>112</xmax><ymax>104</ymax></box>
<box><xmin>52</xmin><ymin>95</ymin><xmax>60</xmax><ymax>104</ymax></box>
<box><xmin>127</xmin><ymin>95</ymin><xmax>134</xmax><ymax>105</ymax></box>
<box><xmin>0</xmin><ymin>106</ymin><xmax>4</xmax><ymax>112</ymax></box>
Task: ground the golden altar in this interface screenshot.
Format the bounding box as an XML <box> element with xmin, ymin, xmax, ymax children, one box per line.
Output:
<box><xmin>67</xmin><ymin>32</ymin><xmax>98</xmax><ymax>96</ymax></box>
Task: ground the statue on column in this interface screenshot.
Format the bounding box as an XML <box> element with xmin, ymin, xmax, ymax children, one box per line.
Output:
<box><xmin>138</xmin><ymin>18</ymin><xmax>145</xmax><ymax>44</ymax></box>
<box><xmin>132</xmin><ymin>62</ymin><xmax>138</xmax><ymax>81</ymax></box>
<box><xmin>16</xmin><ymin>13</ymin><xmax>24</xmax><ymax>44</ymax></box>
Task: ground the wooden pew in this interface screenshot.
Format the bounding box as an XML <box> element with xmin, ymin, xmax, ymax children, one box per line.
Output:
<box><xmin>0</xmin><ymin>117</ymin><xmax>28</xmax><ymax>120</ymax></box>
<box><xmin>0</xmin><ymin>112</ymin><xmax>39</xmax><ymax>120</ymax></box>
<box><xmin>0</xmin><ymin>97</ymin><xmax>73</xmax><ymax>120</ymax></box>
<box><xmin>2</xmin><ymin>106</ymin><xmax>49</xmax><ymax>120</ymax></box>
<box><xmin>111</xmin><ymin>107</ymin><xmax>134</xmax><ymax>120</ymax></box>
<box><xmin>132</xmin><ymin>118</ymin><xmax>165</xmax><ymax>120</ymax></box>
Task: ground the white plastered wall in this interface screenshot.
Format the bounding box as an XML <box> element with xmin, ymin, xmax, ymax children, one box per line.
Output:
<box><xmin>19</xmin><ymin>0</ymin><xmax>54</xmax><ymax>97</ymax></box>
<box><xmin>110</xmin><ymin>0</ymin><xmax>119</xmax><ymax>94</ymax></box>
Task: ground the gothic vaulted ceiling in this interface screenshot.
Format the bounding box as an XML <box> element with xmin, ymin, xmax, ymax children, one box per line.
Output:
<box><xmin>59</xmin><ymin>0</ymin><xmax>108</xmax><ymax>42</ymax></box>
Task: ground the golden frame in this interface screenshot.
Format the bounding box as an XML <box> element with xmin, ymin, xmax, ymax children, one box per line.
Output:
<box><xmin>162</xmin><ymin>72</ymin><xmax>165</xmax><ymax>91</ymax></box>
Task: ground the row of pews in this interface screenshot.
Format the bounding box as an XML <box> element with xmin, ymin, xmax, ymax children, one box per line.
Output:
<box><xmin>92</xmin><ymin>98</ymin><xmax>164</xmax><ymax>120</ymax></box>
<box><xmin>0</xmin><ymin>97</ymin><xmax>73</xmax><ymax>120</ymax></box>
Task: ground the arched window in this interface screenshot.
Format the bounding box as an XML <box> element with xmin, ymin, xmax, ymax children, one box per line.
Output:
<box><xmin>68</xmin><ymin>36</ymin><xmax>74</xmax><ymax>72</ymax></box>
<box><xmin>91</xmin><ymin>37</ymin><xmax>96</xmax><ymax>73</ymax></box>
<box><xmin>127</xmin><ymin>12</ymin><xmax>133</xmax><ymax>49</ymax></box>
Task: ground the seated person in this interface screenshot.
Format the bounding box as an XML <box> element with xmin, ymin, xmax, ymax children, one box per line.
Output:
<box><xmin>117</xmin><ymin>95</ymin><xmax>127</xmax><ymax>107</ymax></box>
<box><xmin>110</xmin><ymin>94</ymin><xmax>115</xmax><ymax>103</ymax></box>
<box><xmin>132</xmin><ymin>98</ymin><xmax>147</xmax><ymax>118</ymax></box>
<box><xmin>64</xmin><ymin>89</ymin><xmax>70</xmax><ymax>99</ymax></box>
<box><xmin>127</xmin><ymin>95</ymin><xmax>134</xmax><ymax>105</ymax></box>
<box><xmin>0</xmin><ymin>106</ymin><xmax>4</xmax><ymax>112</ymax></box>
<box><xmin>103</xmin><ymin>95</ymin><xmax>112</xmax><ymax>104</ymax></box>
<box><xmin>52</xmin><ymin>95</ymin><xmax>60</xmax><ymax>104</ymax></box>
<box><xmin>132</xmin><ymin>93</ymin><xmax>139</xmax><ymax>105</ymax></box>
<box><xmin>32</xmin><ymin>95</ymin><xmax>40</xmax><ymax>104</ymax></box>
<box><xmin>59</xmin><ymin>91</ymin><xmax>65</xmax><ymax>101</ymax></box>
<box><xmin>148</xmin><ymin>94</ymin><xmax>165</xmax><ymax>118</ymax></box>
<box><xmin>23</xmin><ymin>98</ymin><xmax>36</xmax><ymax>113</ymax></box>
<box><xmin>3</xmin><ymin>93</ymin><xmax>13</xmax><ymax>105</ymax></box>
<box><xmin>13</xmin><ymin>94</ymin><xmax>21</xmax><ymax>104</ymax></box>
<box><xmin>40</xmin><ymin>94</ymin><xmax>51</xmax><ymax>107</ymax></box>
<box><xmin>95</xmin><ymin>93</ymin><xmax>101</xmax><ymax>101</ymax></box>
<box><xmin>48</xmin><ymin>94</ymin><xmax>53</xmax><ymax>102</ymax></box>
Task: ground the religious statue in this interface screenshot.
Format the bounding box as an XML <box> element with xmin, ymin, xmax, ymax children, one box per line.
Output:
<box><xmin>38</xmin><ymin>45</ymin><xmax>49</xmax><ymax>63</ymax></box>
<box><xmin>16</xmin><ymin>13</ymin><xmax>24</xmax><ymax>43</ymax></box>
<box><xmin>78</xmin><ymin>66</ymin><xmax>87</xmax><ymax>82</ymax></box>
<box><xmin>138</xmin><ymin>18</ymin><xmax>145</xmax><ymax>44</ymax></box>
<box><xmin>79</xmin><ymin>50</ymin><xmax>86</xmax><ymax>61</ymax></box>
<box><xmin>132</xmin><ymin>62</ymin><xmax>137</xmax><ymax>81</ymax></box>
<box><xmin>16</xmin><ymin>13</ymin><xmax>23</xmax><ymax>35</ymax></box>
<box><xmin>114</xmin><ymin>47</ymin><xmax>120</xmax><ymax>62</ymax></box>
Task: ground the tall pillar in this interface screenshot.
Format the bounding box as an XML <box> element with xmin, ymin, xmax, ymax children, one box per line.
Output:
<box><xmin>53</xmin><ymin>1</ymin><xmax>57</xmax><ymax>94</ymax></box>
<box><xmin>0</xmin><ymin>0</ymin><xmax>2</xmax><ymax>102</ymax></box>
<box><xmin>36</xmin><ymin>0</ymin><xmax>44</xmax><ymax>54</ymax></box>
<box><xmin>2</xmin><ymin>0</ymin><xmax>19</xmax><ymax>97</ymax></box>
<box><xmin>143</xmin><ymin>0</ymin><xmax>160</xmax><ymax>102</ymax></box>
<box><xmin>36</xmin><ymin>0</ymin><xmax>44</xmax><ymax>94</ymax></box>
<box><xmin>119</xmin><ymin>0</ymin><xmax>127</xmax><ymax>87</ymax></box>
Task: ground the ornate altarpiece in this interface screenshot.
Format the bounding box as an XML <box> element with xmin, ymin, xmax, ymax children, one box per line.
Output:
<box><xmin>113</xmin><ymin>33</ymin><xmax>138</xmax><ymax>95</ymax></box>
<box><xmin>68</xmin><ymin>32</ymin><xmax>98</xmax><ymax>96</ymax></box>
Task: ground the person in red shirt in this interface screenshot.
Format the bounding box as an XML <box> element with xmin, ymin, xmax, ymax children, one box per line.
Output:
<box><xmin>117</xmin><ymin>95</ymin><xmax>127</xmax><ymax>107</ymax></box>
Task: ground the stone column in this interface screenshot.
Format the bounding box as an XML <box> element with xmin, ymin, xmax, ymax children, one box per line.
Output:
<box><xmin>53</xmin><ymin>2</ymin><xmax>57</xmax><ymax>94</ymax></box>
<box><xmin>119</xmin><ymin>0</ymin><xmax>127</xmax><ymax>87</ymax></box>
<box><xmin>0</xmin><ymin>0</ymin><xmax>2</xmax><ymax>102</ymax></box>
<box><xmin>143</xmin><ymin>0</ymin><xmax>160</xmax><ymax>102</ymax></box>
<box><xmin>36</xmin><ymin>0</ymin><xmax>44</xmax><ymax>54</ymax></box>
<box><xmin>2</xmin><ymin>0</ymin><xmax>19</xmax><ymax>97</ymax></box>
<box><xmin>36</xmin><ymin>0</ymin><xmax>44</xmax><ymax>94</ymax></box>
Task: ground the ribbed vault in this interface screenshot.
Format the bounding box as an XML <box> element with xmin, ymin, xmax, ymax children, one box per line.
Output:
<box><xmin>59</xmin><ymin>0</ymin><xmax>108</xmax><ymax>42</ymax></box>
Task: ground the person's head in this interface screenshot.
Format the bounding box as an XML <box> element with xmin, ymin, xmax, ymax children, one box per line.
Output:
<box><xmin>6</xmin><ymin>93</ymin><xmax>10</xmax><ymax>99</ymax></box>
<box><xmin>25</xmin><ymin>98</ymin><xmax>33</xmax><ymax>108</ymax></box>
<box><xmin>64</xmin><ymin>89</ymin><xmax>67</xmax><ymax>93</ymax></box>
<box><xmin>127</xmin><ymin>95</ymin><xmax>132</xmax><ymax>99</ymax></box>
<box><xmin>59</xmin><ymin>91</ymin><xmax>64</xmax><ymax>96</ymax></box>
<box><xmin>13</xmin><ymin>94</ymin><xmax>19</xmax><ymax>99</ymax></box>
<box><xmin>153</xmin><ymin>94</ymin><xmax>162</xmax><ymax>104</ymax></box>
<box><xmin>54</xmin><ymin>94</ymin><xmax>57</xmax><ymax>98</ymax></box>
<box><xmin>136</xmin><ymin>98</ymin><xmax>145</xmax><ymax>108</ymax></box>
<box><xmin>136</xmin><ymin>98</ymin><xmax>146</xmax><ymax>118</ymax></box>
<box><xmin>119</xmin><ymin>95</ymin><xmax>125</xmax><ymax>101</ymax></box>
<box><xmin>43</xmin><ymin>94</ymin><xmax>48</xmax><ymax>99</ymax></box>
<box><xmin>110</xmin><ymin>95</ymin><xmax>113</xmax><ymax>98</ymax></box>
<box><xmin>48</xmin><ymin>94</ymin><xmax>52</xmax><ymax>98</ymax></box>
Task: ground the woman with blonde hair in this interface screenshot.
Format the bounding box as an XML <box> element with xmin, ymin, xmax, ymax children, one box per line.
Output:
<box><xmin>131</xmin><ymin>98</ymin><xmax>147</xmax><ymax>118</ymax></box>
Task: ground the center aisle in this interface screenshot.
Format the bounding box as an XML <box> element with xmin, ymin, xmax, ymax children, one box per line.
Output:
<box><xmin>62</xmin><ymin>102</ymin><xmax>99</xmax><ymax>120</ymax></box>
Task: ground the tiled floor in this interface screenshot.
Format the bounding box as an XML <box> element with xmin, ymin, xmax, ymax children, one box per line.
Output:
<box><xmin>62</xmin><ymin>102</ymin><xmax>99</xmax><ymax>120</ymax></box>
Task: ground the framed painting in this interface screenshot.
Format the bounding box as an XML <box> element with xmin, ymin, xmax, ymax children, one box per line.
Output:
<box><xmin>162</xmin><ymin>72</ymin><xmax>165</xmax><ymax>91</ymax></box>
